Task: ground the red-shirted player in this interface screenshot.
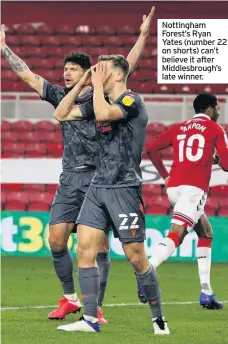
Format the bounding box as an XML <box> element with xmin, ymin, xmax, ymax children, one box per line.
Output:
<box><xmin>140</xmin><ymin>93</ymin><xmax>228</xmax><ymax>309</ymax></box>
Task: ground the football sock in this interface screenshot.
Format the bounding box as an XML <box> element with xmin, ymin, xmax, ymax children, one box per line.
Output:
<box><xmin>79</xmin><ymin>267</ymin><xmax>100</xmax><ymax>318</ymax></box>
<box><xmin>51</xmin><ymin>248</ymin><xmax>76</xmax><ymax>295</ymax></box>
<box><xmin>136</xmin><ymin>266</ymin><xmax>163</xmax><ymax>319</ymax></box>
<box><xmin>149</xmin><ymin>232</ymin><xmax>179</xmax><ymax>268</ymax></box>
<box><xmin>197</xmin><ymin>238</ymin><xmax>213</xmax><ymax>295</ymax></box>
<box><xmin>96</xmin><ymin>252</ymin><xmax>110</xmax><ymax>308</ymax></box>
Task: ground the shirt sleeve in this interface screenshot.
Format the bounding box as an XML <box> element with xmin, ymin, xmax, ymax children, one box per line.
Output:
<box><xmin>215</xmin><ymin>125</ymin><xmax>228</xmax><ymax>171</ymax></box>
<box><xmin>115</xmin><ymin>93</ymin><xmax>140</xmax><ymax>120</ymax></box>
<box><xmin>40</xmin><ymin>80</ymin><xmax>64</xmax><ymax>109</ymax></box>
<box><xmin>146</xmin><ymin>127</ymin><xmax>175</xmax><ymax>180</ymax></box>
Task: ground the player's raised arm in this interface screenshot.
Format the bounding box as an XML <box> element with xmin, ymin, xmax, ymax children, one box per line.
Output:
<box><xmin>146</xmin><ymin>128</ymin><xmax>175</xmax><ymax>180</ymax></box>
<box><xmin>215</xmin><ymin>125</ymin><xmax>228</xmax><ymax>171</ymax></box>
<box><xmin>53</xmin><ymin>69</ymin><xmax>92</xmax><ymax>121</ymax></box>
<box><xmin>126</xmin><ymin>6</ymin><xmax>155</xmax><ymax>74</ymax></box>
<box><xmin>1</xmin><ymin>24</ymin><xmax>44</xmax><ymax>96</ymax></box>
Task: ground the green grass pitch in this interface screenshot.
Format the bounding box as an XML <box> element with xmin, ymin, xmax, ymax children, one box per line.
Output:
<box><xmin>1</xmin><ymin>257</ymin><xmax>227</xmax><ymax>344</ymax></box>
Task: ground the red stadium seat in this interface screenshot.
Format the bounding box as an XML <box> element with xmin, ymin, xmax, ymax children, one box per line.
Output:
<box><xmin>2</xmin><ymin>131</ymin><xmax>19</xmax><ymax>143</ymax></box>
<box><xmin>1</xmin><ymin>191</ymin><xmax>7</xmax><ymax>205</ymax></box>
<box><xmin>146</xmin><ymin>195</ymin><xmax>170</xmax><ymax>208</ymax></box>
<box><xmin>55</xmin><ymin>25</ymin><xmax>75</xmax><ymax>34</ymax></box>
<box><xmin>25</xmin><ymin>143</ymin><xmax>47</xmax><ymax>156</ymax></box>
<box><xmin>35</xmin><ymin>24</ymin><xmax>55</xmax><ymax>35</ymax></box>
<box><xmin>103</xmin><ymin>35</ymin><xmax>122</xmax><ymax>47</ymax></box>
<box><xmin>47</xmin><ymin>143</ymin><xmax>63</xmax><ymax>157</ymax></box>
<box><xmin>24</xmin><ymin>184</ymin><xmax>46</xmax><ymax>192</ymax></box>
<box><xmin>35</xmin><ymin>121</ymin><xmax>55</xmax><ymax>132</ymax></box>
<box><xmin>1</xmin><ymin>120</ymin><xmax>11</xmax><ymax>131</ymax></box>
<box><xmin>29</xmin><ymin>47</ymin><xmax>49</xmax><ymax>58</ymax></box>
<box><xmin>161</xmin><ymin>147</ymin><xmax>173</xmax><ymax>160</ymax></box>
<box><xmin>46</xmin><ymin>47</ymin><xmax>62</xmax><ymax>57</ymax></box>
<box><xmin>12</xmin><ymin>120</ymin><xmax>33</xmax><ymax>132</ymax></box>
<box><xmin>18</xmin><ymin>131</ymin><xmax>40</xmax><ymax>143</ymax></box>
<box><xmin>146</xmin><ymin>122</ymin><xmax>166</xmax><ymax>135</ymax></box>
<box><xmin>206</xmin><ymin>196</ymin><xmax>220</xmax><ymax>212</ymax></box>
<box><xmin>38</xmin><ymin>131</ymin><xmax>62</xmax><ymax>143</ymax></box>
<box><xmin>146</xmin><ymin>205</ymin><xmax>168</xmax><ymax>215</ymax></box>
<box><xmin>219</xmin><ymin>198</ymin><xmax>228</xmax><ymax>209</ymax></box>
<box><xmin>1</xmin><ymin>59</ymin><xmax>10</xmax><ymax>69</ymax></box>
<box><xmin>47</xmin><ymin>184</ymin><xmax>58</xmax><ymax>193</ymax></box>
<box><xmin>59</xmin><ymin>35</ymin><xmax>83</xmax><ymax>47</ymax></box>
<box><xmin>3</xmin><ymin>143</ymin><xmax>25</xmax><ymax>156</ymax></box>
<box><xmin>138</xmin><ymin>83</ymin><xmax>153</xmax><ymax>94</ymax></box>
<box><xmin>4</xmin><ymin>200</ymin><xmax>26</xmax><ymax>211</ymax></box>
<box><xmin>1</xmin><ymin>80</ymin><xmax>25</xmax><ymax>92</ymax></box>
<box><xmin>31</xmin><ymin>58</ymin><xmax>51</xmax><ymax>69</ymax></box>
<box><xmin>154</xmin><ymin>84</ymin><xmax>175</xmax><ymax>94</ymax></box>
<box><xmin>1</xmin><ymin>70</ymin><xmax>18</xmax><ymax>81</ymax></box>
<box><xmin>121</xmin><ymin>35</ymin><xmax>137</xmax><ymax>46</ymax></box>
<box><xmin>95</xmin><ymin>25</ymin><xmax>116</xmax><ymax>35</ymax></box>
<box><xmin>28</xmin><ymin>202</ymin><xmax>50</xmax><ymax>211</ymax></box>
<box><xmin>20</xmin><ymin>35</ymin><xmax>40</xmax><ymax>46</ymax></box>
<box><xmin>82</xmin><ymin>35</ymin><xmax>103</xmax><ymax>47</ymax></box>
<box><xmin>117</xmin><ymin>26</ymin><xmax>136</xmax><ymax>35</ymax></box>
<box><xmin>1</xmin><ymin>184</ymin><xmax>23</xmax><ymax>191</ymax></box>
<box><xmin>217</xmin><ymin>208</ymin><xmax>228</xmax><ymax>216</ymax></box>
<box><xmin>17</xmin><ymin>23</ymin><xmax>35</xmax><ymax>35</ymax></box>
<box><xmin>40</xmin><ymin>36</ymin><xmax>60</xmax><ymax>46</ymax></box>
<box><xmin>210</xmin><ymin>185</ymin><xmax>228</xmax><ymax>197</ymax></box>
<box><xmin>7</xmin><ymin>191</ymin><xmax>29</xmax><ymax>204</ymax></box>
<box><xmin>6</xmin><ymin>35</ymin><xmax>18</xmax><ymax>46</ymax></box>
<box><xmin>54</xmin><ymin>123</ymin><xmax>62</xmax><ymax>132</ymax></box>
<box><xmin>28</xmin><ymin>192</ymin><xmax>53</xmax><ymax>205</ymax></box>
<box><xmin>142</xmin><ymin>184</ymin><xmax>162</xmax><ymax>196</ymax></box>
<box><xmin>204</xmin><ymin>206</ymin><xmax>216</xmax><ymax>216</ymax></box>
<box><xmin>14</xmin><ymin>46</ymin><xmax>30</xmax><ymax>58</ymax></box>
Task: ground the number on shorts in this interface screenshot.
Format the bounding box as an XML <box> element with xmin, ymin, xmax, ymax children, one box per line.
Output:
<box><xmin>177</xmin><ymin>134</ymin><xmax>205</xmax><ymax>162</ymax></box>
<box><xmin>119</xmin><ymin>213</ymin><xmax>139</xmax><ymax>230</ymax></box>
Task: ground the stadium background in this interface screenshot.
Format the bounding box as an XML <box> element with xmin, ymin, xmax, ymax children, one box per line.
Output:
<box><xmin>1</xmin><ymin>2</ymin><xmax>228</xmax><ymax>343</ymax></box>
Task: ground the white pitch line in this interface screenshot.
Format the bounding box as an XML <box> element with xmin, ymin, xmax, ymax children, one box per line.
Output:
<box><xmin>1</xmin><ymin>301</ymin><xmax>228</xmax><ymax>311</ymax></box>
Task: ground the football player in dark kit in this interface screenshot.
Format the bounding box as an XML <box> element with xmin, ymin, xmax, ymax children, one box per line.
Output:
<box><xmin>56</xmin><ymin>56</ymin><xmax>170</xmax><ymax>335</ymax></box>
<box><xmin>0</xmin><ymin>7</ymin><xmax>155</xmax><ymax>323</ymax></box>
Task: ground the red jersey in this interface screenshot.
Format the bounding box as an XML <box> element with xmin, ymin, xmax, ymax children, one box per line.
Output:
<box><xmin>146</xmin><ymin>114</ymin><xmax>228</xmax><ymax>192</ymax></box>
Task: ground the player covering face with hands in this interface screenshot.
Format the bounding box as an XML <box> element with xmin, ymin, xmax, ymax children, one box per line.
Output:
<box><xmin>56</xmin><ymin>55</ymin><xmax>169</xmax><ymax>335</ymax></box>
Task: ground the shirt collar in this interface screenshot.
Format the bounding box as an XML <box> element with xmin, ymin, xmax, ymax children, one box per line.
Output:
<box><xmin>193</xmin><ymin>113</ymin><xmax>211</xmax><ymax>120</ymax></box>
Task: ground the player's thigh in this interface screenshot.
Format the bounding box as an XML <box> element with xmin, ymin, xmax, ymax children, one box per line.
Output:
<box><xmin>194</xmin><ymin>212</ymin><xmax>213</xmax><ymax>238</ymax></box>
<box><xmin>97</xmin><ymin>232</ymin><xmax>110</xmax><ymax>253</ymax></box>
<box><xmin>172</xmin><ymin>186</ymin><xmax>207</xmax><ymax>230</ymax></box>
<box><xmin>105</xmin><ymin>187</ymin><xmax>146</xmax><ymax>243</ymax></box>
<box><xmin>76</xmin><ymin>186</ymin><xmax>109</xmax><ymax>233</ymax></box>
<box><xmin>50</xmin><ymin>171</ymin><xmax>82</xmax><ymax>227</ymax></box>
<box><xmin>167</xmin><ymin>187</ymin><xmax>179</xmax><ymax>206</ymax></box>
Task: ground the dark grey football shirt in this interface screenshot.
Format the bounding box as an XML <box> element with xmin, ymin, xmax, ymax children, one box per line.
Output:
<box><xmin>41</xmin><ymin>81</ymin><xmax>97</xmax><ymax>170</ymax></box>
<box><xmin>87</xmin><ymin>90</ymin><xmax>148</xmax><ymax>187</ymax></box>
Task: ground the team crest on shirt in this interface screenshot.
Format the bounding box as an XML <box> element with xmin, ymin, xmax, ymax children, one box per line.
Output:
<box><xmin>122</xmin><ymin>95</ymin><xmax>135</xmax><ymax>107</ymax></box>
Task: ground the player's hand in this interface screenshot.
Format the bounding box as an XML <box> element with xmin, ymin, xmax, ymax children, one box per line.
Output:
<box><xmin>140</xmin><ymin>6</ymin><xmax>155</xmax><ymax>37</ymax></box>
<box><xmin>0</xmin><ymin>24</ymin><xmax>6</xmax><ymax>50</ymax></box>
<box><xmin>78</xmin><ymin>68</ymin><xmax>92</xmax><ymax>87</ymax></box>
<box><xmin>91</xmin><ymin>63</ymin><xmax>112</xmax><ymax>87</ymax></box>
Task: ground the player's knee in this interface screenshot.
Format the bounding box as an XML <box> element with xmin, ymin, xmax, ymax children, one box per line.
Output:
<box><xmin>76</xmin><ymin>242</ymin><xmax>97</xmax><ymax>263</ymax></box>
<box><xmin>48</xmin><ymin>227</ymin><xmax>68</xmax><ymax>251</ymax></box>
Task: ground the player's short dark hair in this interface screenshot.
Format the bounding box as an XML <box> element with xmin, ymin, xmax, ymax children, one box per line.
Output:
<box><xmin>63</xmin><ymin>51</ymin><xmax>92</xmax><ymax>70</ymax></box>
<box><xmin>193</xmin><ymin>93</ymin><xmax>218</xmax><ymax>114</ymax></box>
<box><xmin>98</xmin><ymin>54</ymin><xmax>129</xmax><ymax>81</ymax></box>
